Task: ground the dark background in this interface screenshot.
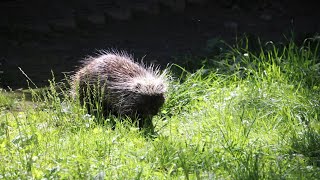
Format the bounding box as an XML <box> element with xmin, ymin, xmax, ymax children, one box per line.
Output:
<box><xmin>0</xmin><ymin>0</ymin><xmax>319</xmax><ymax>89</ymax></box>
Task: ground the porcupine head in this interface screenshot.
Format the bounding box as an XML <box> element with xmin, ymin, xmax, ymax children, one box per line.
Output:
<box><xmin>112</xmin><ymin>63</ymin><xmax>168</xmax><ymax>121</ymax></box>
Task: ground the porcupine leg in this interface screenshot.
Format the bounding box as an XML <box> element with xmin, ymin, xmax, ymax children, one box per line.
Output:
<box><xmin>138</xmin><ymin>117</ymin><xmax>155</xmax><ymax>135</ymax></box>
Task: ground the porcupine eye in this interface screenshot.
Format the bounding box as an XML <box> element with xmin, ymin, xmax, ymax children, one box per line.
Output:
<box><xmin>158</xmin><ymin>84</ymin><xmax>164</xmax><ymax>91</ymax></box>
<box><xmin>135</xmin><ymin>83</ymin><xmax>142</xmax><ymax>89</ymax></box>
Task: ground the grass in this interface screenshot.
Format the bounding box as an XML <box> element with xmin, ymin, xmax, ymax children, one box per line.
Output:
<box><xmin>1</xmin><ymin>38</ymin><xmax>320</xmax><ymax>179</ymax></box>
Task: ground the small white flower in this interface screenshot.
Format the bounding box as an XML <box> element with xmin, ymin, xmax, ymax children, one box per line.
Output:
<box><xmin>83</xmin><ymin>114</ymin><xmax>92</xmax><ymax>120</ymax></box>
<box><xmin>242</xmin><ymin>120</ymin><xmax>250</xmax><ymax>126</ymax></box>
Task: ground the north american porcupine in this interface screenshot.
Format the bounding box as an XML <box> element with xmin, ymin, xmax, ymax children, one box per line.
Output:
<box><xmin>71</xmin><ymin>51</ymin><xmax>168</xmax><ymax>129</ymax></box>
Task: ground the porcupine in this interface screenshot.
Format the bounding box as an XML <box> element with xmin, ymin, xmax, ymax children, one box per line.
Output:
<box><xmin>71</xmin><ymin>51</ymin><xmax>167</xmax><ymax>129</ymax></box>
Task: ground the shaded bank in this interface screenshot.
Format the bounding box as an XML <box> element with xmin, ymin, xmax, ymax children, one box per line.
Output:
<box><xmin>1</xmin><ymin>0</ymin><xmax>319</xmax><ymax>89</ymax></box>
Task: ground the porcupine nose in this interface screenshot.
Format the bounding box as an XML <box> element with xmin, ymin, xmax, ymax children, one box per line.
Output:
<box><xmin>145</xmin><ymin>94</ymin><xmax>165</xmax><ymax>116</ymax></box>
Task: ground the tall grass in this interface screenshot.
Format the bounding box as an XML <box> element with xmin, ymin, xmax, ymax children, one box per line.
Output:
<box><xmin>0</xmin><ymin>39</ymin><xmax>319</xmax><ymax>179</ymax></box>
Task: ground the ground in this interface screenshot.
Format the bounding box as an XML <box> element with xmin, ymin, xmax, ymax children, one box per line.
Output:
<box><xmin>0</xmin><ymin>1</ymin><xmax>319</xmax><ymax>89</ymax></box>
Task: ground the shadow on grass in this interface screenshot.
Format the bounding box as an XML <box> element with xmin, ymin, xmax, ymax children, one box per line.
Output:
<box><xmin>291</xmin><ymin>126</ymin><xmax>320</xmax><ymax>167</ymax></box>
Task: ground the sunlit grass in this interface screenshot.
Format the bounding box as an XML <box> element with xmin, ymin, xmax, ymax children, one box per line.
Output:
<box><xmin>1</xmin><ymin>38</ymin><xmax>319</xmax><ymax>179</ymax></box>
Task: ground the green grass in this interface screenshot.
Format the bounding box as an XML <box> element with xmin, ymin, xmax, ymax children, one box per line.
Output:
<box><xmin>1</xmin><ymin>39</ymin><xmax>320</xmax><ymax>179</ymax></box>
